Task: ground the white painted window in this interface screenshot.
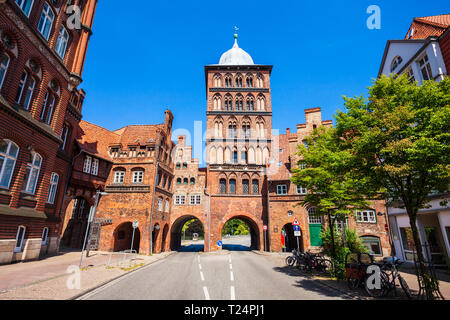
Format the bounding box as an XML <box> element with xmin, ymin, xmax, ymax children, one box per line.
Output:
<box><xmin>132</xmin><ymin>171</ymin><xmax>144</xmax><ymax>183</ymax></box>
<box><xmin>296</xmin><ymin>185</ymin><xmax>307</xmax><ymax>195</ymax></box>
<box><xmin>41</xmin><ymin>227</ymin><xmax>49</xmax><ymax>245</ymax></box>
<box><xmin>406</xmin><ymin>67</ymin><xmax>415</xmax><ymax>83</ymax></box>
<box><xmin>0</xmin><ymin>140</ymin><xmax>19</xmax><ymax>189</ymax></box>
<box><xmin>276</xmin><ymin>184</ymin><xmax>287</xmax><ymax>195</ymax></box>
<box><xmin>37</xmin><ymin>2</ymin><xmax>55</xmax><ymax>40</ymax></box>
<box><xmin>417</xmin><ymin>54</ymin><xmax>433</xmax><ymax>81</ymax></box>
<box><xmin>91</xmin><ymin>158</ymin><xmax>99</xmax><ymax>176</ymax></box>
<box><xmin>70</xmin><ymin>199</ymin><xmax>78</xmax><ymax>219</ymax></box>
<box><xmin>190</xmin><ymin>194</ymin><xmax>201</xmax><ymax>205</ymax></box>
<box><xmin>174</xmin><ymin>194</ymin><xmax>186</xmax><ymax>205</ymax></box>
<box><xmin>15</xmin><ymin>72</ymin><xmax>28</xmax><ymax>104</ymax></box>
<box><xmin>55</xmin><ymin>26</ymin><xmax>69</xmax><ymax>58</ymax></box>
<box><xmin>114</xmin><ymin>171</ymin><xmax>125</xmax><ymax>183</ymax></box>
<box><xmin>22</xmin><ymin>76</ymin><xmax>36</xmax><ymax>111</ymax></box>
<box><xmin>355</xmin><ymin>210</ymin><xmax>377</xmax><ymax>223</ymax></box>
<box><xmin>15</xmin><ymin>0</ymin><xmax>34</xmax><ymax>16</ymax></box>
<box><xmin>22</xmin><ymin>152</ymin><xmax>42</xmax><ymax>194</ymax></box>
<box><xmin>46</xmin><ymin>172</ymin><xmax>59</xmax><ymax>204</ymax></box>
<box><xmin>83</xmin><ymin>155</ymin><xmax>92</xmax><ymax>173</ymax></box>
<box><xmin>164</xmin><ymin>199</ymin><xmax>169</xmax><ymax>213</ymax></box>
<box><xmin>60</xmin><ymin>124</ymin><xmax>69</xmax><ymax>151</ymax></box>
<box><xmin>308</xmin><ymin>207</ymin><xmax>322</xmax><ymax>224</ymax></box>
<box><xmin>0</xmin><ymin>53</ymin><xmax>10</xmax><ymax>90</ymax></box>
<box><xmin>158</xmin><ymin>197</ymin><xmax>163</xmax><ymax>211</ymax></box>
<box><xmin>14</xmin><ymin>226</ymin><xmax>26</xmax><ymax>253</ymax></box>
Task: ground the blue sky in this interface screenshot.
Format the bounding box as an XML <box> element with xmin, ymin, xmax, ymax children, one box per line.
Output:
<box><xmin>80</xmin><ymin>0</ymin><xmax>448</xmax><ymax>155</ymax></box>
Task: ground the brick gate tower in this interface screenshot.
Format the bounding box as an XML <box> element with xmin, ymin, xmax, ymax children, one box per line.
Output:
<box><xmin>204</xmin><ymin>32</ymin><xmax>273</xmax><ymax>251</ymax></box>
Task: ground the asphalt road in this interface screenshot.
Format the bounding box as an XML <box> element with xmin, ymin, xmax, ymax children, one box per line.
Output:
<box><xmin>79</xmin><ymin>249</ymin><xmax>350</xmax><ymax>300</ymax></box>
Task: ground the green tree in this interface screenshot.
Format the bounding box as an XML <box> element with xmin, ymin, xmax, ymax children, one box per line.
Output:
<box><xmin>335</xmin><ymin>75</ymin><xmax>450</xmax><ymax>299</ymax></box>
<box><xmin>222</xmin><ymin>219</ymin><xmax>249</xmax><ymax>236</ymax></box>
<box><xmin>291</xmin><ymin>125</ymin><xmax>377</xmax><ymax>259</ymax></box>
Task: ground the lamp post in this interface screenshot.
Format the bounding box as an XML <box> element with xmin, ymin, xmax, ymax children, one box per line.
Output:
<box><xmin>150</xmin><ymin>144</ymin><xmax>160</xmax><ymax>255</ymax></box>
<box><xmin>79</xmin><ymin>190</ymin><xmax>109</xmax><ymax>268</ymax></box>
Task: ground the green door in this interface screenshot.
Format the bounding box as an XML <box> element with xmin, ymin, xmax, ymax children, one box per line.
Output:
<box><xmin>309</xmin><ymin>224</ymin><xmax>323</xmax><ymax>246</ymax></box>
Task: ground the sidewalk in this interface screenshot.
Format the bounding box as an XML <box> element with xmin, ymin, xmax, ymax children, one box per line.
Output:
<box><xmin>0</xmin><ymin>250</ymin><xmax>173</xmax><ymax>300</ymax></box>
<box><xmin>255</xmin><ymin>251</ymin><xmax>450</xmax><ymax>300</ymax></box>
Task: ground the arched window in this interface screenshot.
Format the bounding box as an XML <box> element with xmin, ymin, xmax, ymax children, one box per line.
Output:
<box><xmin>165</xmin><ymin>199</ymin><xmax>170</xmax><ymax>213</ymax></box>
<box><xmin>41</xmin><ymin>227</ymin><xmax>49</xmax><ymax>245</ymax></box>
<box><xmin>246</xmin><ymin>96</ymin><xmax>254</xmax><ymax>111</ymax></box>
<box><xmin>213</xmin><ymin>73</ymin><xmax>222</xmax><ymax>87</ymax></box>
<box><xmin>241</xmin><ymin>149</ymin><xmax>248</xmax><ymax>164</ymax></box>
<box><xmin>213</xmin><ymin>94</ymin><xmax>222</xmax><ymax>110</ymax></box>
<box><xmin>15</xmin><ymin>0</ymin><xmax>34</xmax><ymax>17</ymax></box>
<box><xmin>228</xmin><ymin>121</ymin><xmax>237</xmax><ymax>138</ymax></box>
<box><xmin>224</xmin><ymin>94</ymin><xmax>233</xmax><ymax>111</ymax></box>
<box><xmin>177</xmin><ymin>177</ymin><xmax>182</xmax><ymax>184</ymax></box>
<box><xmin>14</xmin><ymin>225</ymin><xmax>26</xmax><ymax>253</ymax></box>
<box><xmin>257</xmin><ymin>96</ymin><xmax>265</xmax><ymax>111</ymax></box>
<box><xmin>217</xmin><ymin>147</ymin><xmax>224</xmax><ymax>164</ymax></box>
<box><xmin>158</xmin><ymin>197</ymin><xmax>163</xmax><ymax>211</ymax></box>
<box><xmin>246</xmin><ymin>74</ymin><xmax>253</xmax><ymax>88</ymax></box>
<box><xmin>183</xmin><ymin>178</ymin><xmax>188</xmax><ymax>184</ymax></box>
<box><xmin>0</xmin><ymin>140</ymin><xmax>19</xmax><ymax>189</ymax></box>
<box><xmin>0</xmin><ymin>53</ymin><xmax>10</xmax><ymax>91</ymax></box>
<box><xmin>242</xmin><ymin>122</ymin><xmax>250</xmax><ymax>139</ymax></box>
<box><xmin>235</xmin><ymin>95</ymin><xmax>243</xmax><ymax>111</ymax></box>
<box><xmin>242</xmin><ymin>179</ymin><xmax>249</xmax><ymax>194</ymax></box>
<box><xmin>40</xmin><ymin>80</ymin><xmax>60</xmax><ymax>125</ymax></box>
<box><xmin>55</xmin><ymin>26</ymin><xmax>69</xmax><ymax>59</ymax></box>
<box><xmin>190</xmin><ymin>177</ymin><xmax>195</xmax><ymax>185</ymax></box>
<box><xmin>37</xmin><ymin>2</ymin><xmax>55</xmax><ymax>40</ymax></box>
<box><xmin>390</xmin><ymin>56</ymin><xmax>403</xmax><ymax>73</ymax></box>
<box><xmin>209</xmin><ymin>146</ymin><xmax>217</xmax><ymax>164</ymax></box>
<box><xmin>256</xmin><ymin>74</ymin><xmax>264</xmax><ymax>88</ymax></box>
<box><xmin>219</xmin><ymin>178</ymin><xmax>227</xmax><ymax>193</ymax></box>
<box><xmin>46</xmin><ymin>172</ymin><xmax>59</xmax><ymax>204</ymax></box>
<box><xmin>248</xmin><ymin>147</ymin><xmax>255</xmax><ymax>164</ymax></box>
<box><xmin>229</xmin><ymin>179</ymin><xmax>236</xmax><ymax>194</ymax></box>
<box><xmin>232</xmin><ymin>149</ymin><xmax>238</xmax><ymax>164</ymax></box>
<box><xmin>252</xmin><ymin>179</ymin><xmax>259</xmax><ymax>194</ymax></box>
<box><xmin>235</xmin><ymin>74</ymin><xmax>242</xmax><ymax>88</ymax></box>
<box><xmin>225</xmin><ymin>74</ymin><xmax>232</xmax><ymax>88</ymax></box>
<box><xmin>22</xmin><ymin>152</ymin><xmax>42</xmax><ymax>194</ymax></box>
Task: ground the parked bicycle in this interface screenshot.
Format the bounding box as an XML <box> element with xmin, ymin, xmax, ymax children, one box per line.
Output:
<box><xmin>286</xmin><ymin>250</ymin><xmax>334</xmax><ymax>275</ymax></box>
<box><xmin>364</xmin><ymin>257</ymin><xmax>412</xmax><ymax>299</ymax></box>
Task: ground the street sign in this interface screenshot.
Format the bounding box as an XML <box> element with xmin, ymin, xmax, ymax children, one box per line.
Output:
<box><xmin>132</xmin><ymin>220</ymin><xmax>139</xmax><ymax>229</ymax></box>
<box><xmin>217</xmin><ymin>240</ymin><xmax>223</xmax><ymax>247</ymax></box>
<box><xmin>293</xmin><ymin>225</ymin><xmax>300</xmax><ymax>232</ymax></box>
<box><xmin>292</xmin><ymin>218</ymin><xmax>300</xmax><ymax>226</ymax></box>
<box><xmin>263</xmin><ymin>225</ymin><xmax>268</xmax><ymax>231</ymax></box>
<box><xmin>294</xmin><ymin>231</ymin><xmax>301</xmax><ymax>237</ymax></box>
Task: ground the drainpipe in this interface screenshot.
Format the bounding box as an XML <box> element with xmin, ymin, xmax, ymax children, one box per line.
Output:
<box><xmin>149</xmin><ymin>144</ymin><xmax>160</xmax><ymax>255</ymax></box>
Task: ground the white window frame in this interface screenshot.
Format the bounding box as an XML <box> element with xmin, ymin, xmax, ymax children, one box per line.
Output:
<box><xmin>37</xmin><ymin>2</ymin><xmax>55</xmax><ymax>40</ymax></box>
<box><xmin>308</xmin><ymin>207</ymin><xmax>322</xmax><ymax>224</ymax></box>
<box><xmin>83</xmin><ymin>155</ymin><xmax>92</xmax><ymax>173</ymax></box>
<box><xmin>60</xmin><ymin>124</ymin><xmax>69</xmax><ymax>151</ymax></box>
<box><xmin>22</xmin><ymin>152</ymin><xmax>42</xmax><ymax>194</ymax></box>
<box><xmin>190</xmin><ymin>194</ymin><xmax>201</xmax><ymax>205</ymax></box>
<box><xmin>0</xmin><ymin>140</ymin><xmax>19</xmax><ymax>189</ymax></box>
<box><xmin>15</xmin><ymin>0</ymin><xmax>34</xmax><ymax>17</ymax></box>
<box><xmin>132</xmin><ymin>170</ymin><xmax>144</xmax><ymax>183</ymax></box>
<box><xmin>70</xmin><ymin>199</ymin><xmax>78</xmax><ymax>219</ymax></box>
<box><xmin>158</xmin><ymin>197</ymin><xmax>163</xmax><ymax>211</ymax></box>
<box><xmin>164</xmin><ymin>199</ymin><xmax>169</xmax><ymax>213</ymax></box>
<box><xmin>91</xmin><ymin>158</ymin><xmax>99</xmax><ymax>176</ymax></box>
<box><xmin>276</xmin><ymin>184</ymin><xmax>287</xmax><ymax>195</ymax></box>
<box><xmin>16</xmin><ymin>71</ymin><xmax>28</xmax><ymax>104</ymax></box>
<box><xmin>355</xmin><ymin>210</ymin><xmax>377</xmax><ymax>223</ymax></box>
<box><xmin>41</xmin><ymin>227</ymin><xmax>49</xmax><ymax>245</ymax></box>
<box><xmin>174</xmin><ymin>194</ymin><xmax>186</xmax><ymax>205</ymax></box>
<box><xmin>23</xmin><ymin>76</ymin><xmax>36</xmax><ymax>111</ymax></box>
<box><xmin>46</xmin><ymin>172</ymin><xmax>59</xmax><ymax>204</ymax></box>
<box><xmin>417</xmin><ymin>54</ymin><xmax>433</xmax><ymax>81</ymax></box>
<box><xmin>55</xmin><ymin>26</ymin><xmax>69</xmax><ymax>59</ymax></box>
<box><xmin>0</xmin><ymin>53</ymin><xmax>10</xmax><ymax>91</ymax></box>
<box><xmin>14</xmin><ymin>225</ymin><xmax>26</xmax><ymax>253</ymax></box>
<box><xmin>114</xmin><ymin>171</ymin><xmax>125</xmax><ymax>183</ymax></box>
<box><xmin>296</xmin><ymin>185</ymin><xmax>307</xmax><ymax>195</ymax></box>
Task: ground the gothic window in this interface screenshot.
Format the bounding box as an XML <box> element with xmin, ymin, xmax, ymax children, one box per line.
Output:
<box><xmin>213</xmin><ymin>95</ymin><xmax>222</xmax><ymax>110</ymax></box>
<box><xmin>232</xmin><ymin>150</ymin><xmax>238</xmax><ymax>164</ymax></box>
<box><xmin>257</xmin><ymin>96</ymin><xmax>265</xmax><ymax>111</ymax></box>
<box><xmin>225</xmin><ymin>95</ymin><xmax>233</xmax><ymax>111</ymax></box>
<box><xmin>229</xmin><ymin>179</ymin><xmax>236</xmax><ymax>194</ymax></box>
<box><xmin>190</xmin><ymin>177</ymin><xmax>195</xmax><ymax>185</ymax></box>
<box><xmin>219</xmin><ymin>178</ymin><xmax>227</xmax><ymax>194</ymax></box>
<box><xmin>242</xmin><ymin>123</ymin><xmax>250</xmax><ymax>138</ymax></box>
<box><xmin>38</xmin><ymin>2</ymin><xmax>55</xmax><ymax>40</ymax></box>
<box><xmin>252</xmin><ymin>179</ymin><xmax>259</xmax><ymax>194</ymax></box>
<box><xmin>213</xmin><ymin>74</ymin><xmax>222</xmax><ymax>87</ymax></box>
<box><xmin>235</xmin><ymin>74</ymin><xmax>242</xmax><ymax>88</ymax></box>
<box><xmin>242</xmin><ymin>179</ymin><xmax>249</xmax><ymax>194</ymax></box>
<box><xmin>183</xmin><ymin>178</ymin><xmax>188</xmax><ymax>184</ymax></box>
<box><xmin>158</xmin><ymin>197</ymin><xmax>163</xmax><ymax>211</ymax></box>
<box><xmin>235</xmin><ymin>95</ymin><xmax>243</xmax><ymax>110</ymax></box>
<box><xmin>256</xmin><ymin>74</ymin><xmax>264</xmax><ymax>88</ymax></box>
<box><xmin>0</xmin><ymin>140</ymin><xmax>19</xmax><ymax>189</ymax></box>
<box><xmin>246</xmin><ymin>74</ymin><xmax>253</xmax><ymax>88</ymax></box>
<box><xmin>241</xmin><ymin>150</ymin><xmax>248</xmax><ymax>163</ymax></box>
<box><xmin>225</xmin><ymin>74</ymin><xmax>232</xmax><ymax>88</ymax></box>
<box><xmin>246</xmin><ymin>96</ymin><xmax>254</xmax><ymax>111</ymax></box>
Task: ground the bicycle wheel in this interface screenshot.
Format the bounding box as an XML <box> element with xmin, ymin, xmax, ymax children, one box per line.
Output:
<box><xmin>347</xmin><ymin>264</ymin><xmax>360</xmax><ymax>289</ymax></box>
<box><xmin>365</xmin><ymin>270</ymin><xmax>389</xmax><ymax>298</ymax></box>
<box><xmin>285</xmin><ymin>256</ymin><xmax>295</xmax><ymax>267</ymax></box>
<box><xmin>398</xmin><ymin>275</ymin><xmax>413</xmax><ymax>299</ymax></box>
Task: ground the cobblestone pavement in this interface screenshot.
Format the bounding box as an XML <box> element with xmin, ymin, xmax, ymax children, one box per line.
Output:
<box><xmin>0</xmin><ymin>250</ymin><xmax>173</xmax><ymax>300</ymax></box>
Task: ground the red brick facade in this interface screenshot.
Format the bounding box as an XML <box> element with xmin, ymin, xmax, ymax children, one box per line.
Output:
<box><xmin>0</xmin><ymin>0</ymin><xmax>98</xmax><ymax>264</ymax></box>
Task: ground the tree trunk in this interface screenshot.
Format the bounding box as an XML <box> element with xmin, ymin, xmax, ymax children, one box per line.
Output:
<box><xmin>328</xmin><ymin>212</ymin><xmax>336</xmax><ymax>259</ymax></box>
<box><xmin>407</xmin><ymin>209</ymin><xmax>436</xmax><ymax>300</ymax></box>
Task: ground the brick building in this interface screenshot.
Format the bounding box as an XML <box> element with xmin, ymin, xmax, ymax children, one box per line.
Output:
<box><xmin>0</xmin><ymin>0</ymin><xmax>98</xmax><ymax>264</ymax></box>
<box><xmin>83</xmin><ymin>110</ymin><xmax>176</xmax><ymax>255</ymax></box>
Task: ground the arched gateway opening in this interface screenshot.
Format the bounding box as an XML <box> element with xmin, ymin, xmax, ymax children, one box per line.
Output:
<box><xmin>281</xmin><ymin>223</ymin><xmax>303</xmax><ymax>253</ymax></box>
<box><xmin>113</xmin><ymin>222</ymin><xmax>141</xmax><ymax>252</ymax></box>
<box><xmin>170</xmin><ymin>216</ymin><xmax>204</xmax><ymax>252</ymax></box>
<box><xmin>221</xmin><ymin>216</ymin><xmax>260</xmax><ymax>251</ymax></box>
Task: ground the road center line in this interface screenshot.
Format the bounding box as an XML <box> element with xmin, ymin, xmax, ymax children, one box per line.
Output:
<box><xmin>200</xmin><ymin>271</ymin><xmax>205</xmax><ymax>281</ymax></box>
<box><xmin>230</xmin><ymin>286</ymin><xmax>236</xmax><ymax>300</ymax></box>
<box><xmin>199</xmin><ymin>263</ymin><xmax>202</xmax><ymax>270</ymax></box>
<box><xmin>229</xmin><ymin>263</ymin><xmax>232</xmax><ymax>270</ymax></box>
<box><xmin>203</xmin><ymin>286</ymin><xmax>210</xmax><ymax>300</ymax></box>
<box><xmin>230</xmin><ymin>270</ymin><xmax>234</xmax><ymax>281</ymax></box>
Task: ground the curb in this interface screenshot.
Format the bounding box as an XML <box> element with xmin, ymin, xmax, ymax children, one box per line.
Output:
<box><xmin>68</xmin><ymin>251</ymin><xmax>175</xmax><ymax>300</ymax></box>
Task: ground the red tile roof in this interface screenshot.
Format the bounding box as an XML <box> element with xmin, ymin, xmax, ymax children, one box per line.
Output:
<box><xmin>405</xmin><ymin>14</ymin><xmax>450</xmax><ymax>39</ymax></box>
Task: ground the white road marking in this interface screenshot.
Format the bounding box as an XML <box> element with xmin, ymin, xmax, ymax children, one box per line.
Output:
<box><xmin>203</xmin><ymin>286</ymin><xmax>210</xmax><ymax>300</ymax></box>
<box><xmin>229</xmin><ymin>264</ymin><xmax>233</xmax><ymax>270</ymax></box>
<box><xmin>230</xmin><ymin>286</ymin><xmax>236</xmax><ymax>300</ymax></box>
<box><xmin>230</xmin><ymin>271</ymin><xmax>234</xmax><ymax>281</ymax></box>
<box><xmin>199</xmin><ymin>263</ymin><xmax>202</xmax><ymax>270</ymax></box>
<box><xmin>200</xmin><ymin>271</ymin><xmax>205</xmax><ymax>281</ymax></box>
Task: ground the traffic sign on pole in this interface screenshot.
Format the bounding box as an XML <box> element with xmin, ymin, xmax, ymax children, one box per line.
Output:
<box><xmin>292</xmin><ymin>218</ymin><xmax>300</xmax><ymax>226</ymax></box>
<box><xmin>263</xmin><ymin>225</ymin><xmax>268</xmax><ymax>231</ymax></box>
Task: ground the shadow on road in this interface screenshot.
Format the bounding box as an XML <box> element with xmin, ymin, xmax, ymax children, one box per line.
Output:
<box><xmin>222</xmin><ymin>244</ymin><xmax>251</xmax><ymax>251</ymax></box>
<box><xmin>178</xmin><ymin>244</ymin><xmax>204</xmax><ymax>252</ymax></box>
<box><xmin>273</xmin><ymin>266</ymin><xmax>360</xmax><ymax>299</ymax></box>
